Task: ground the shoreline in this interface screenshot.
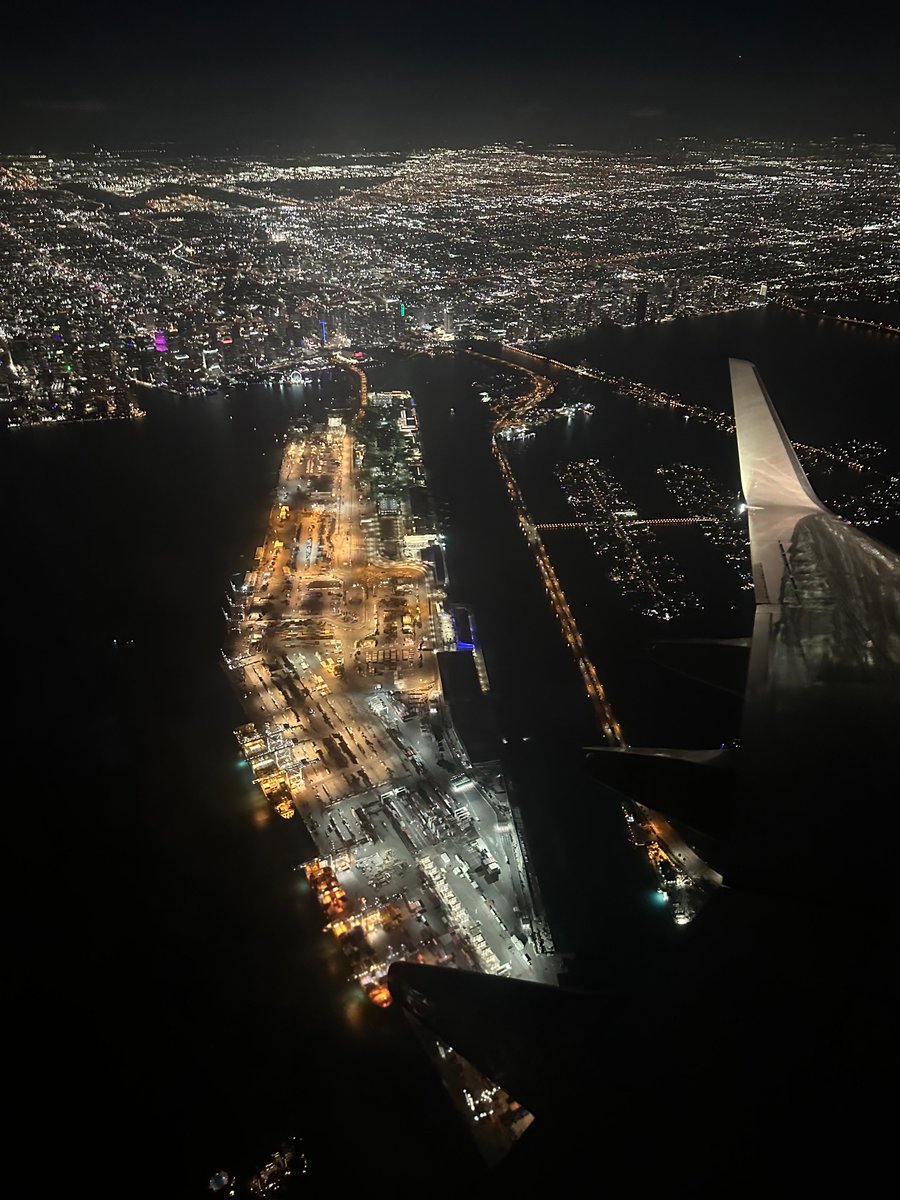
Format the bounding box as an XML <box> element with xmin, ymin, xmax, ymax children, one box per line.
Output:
<box><xmin>219</xmin><ymin>379</ymin><xmax>558</xmax><ymax>975</ymax></box>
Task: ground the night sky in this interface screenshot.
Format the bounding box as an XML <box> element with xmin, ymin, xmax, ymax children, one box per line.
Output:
<box><xmin>2</xmin><ymin>1</ymin><xmax>898</xmax><ymax>152</ymax></box>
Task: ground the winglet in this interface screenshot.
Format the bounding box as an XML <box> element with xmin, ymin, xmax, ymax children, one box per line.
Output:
<box><xmin>729</xmin><ymin>359</ymin><xmax>823</xmax><ymax>511</ymax></box>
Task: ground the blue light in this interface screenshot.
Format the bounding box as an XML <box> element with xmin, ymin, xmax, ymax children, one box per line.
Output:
<box><xmin>457</xmin><ymin>642</ymin><xmax>475</xmax><ymax>650</ymax></box>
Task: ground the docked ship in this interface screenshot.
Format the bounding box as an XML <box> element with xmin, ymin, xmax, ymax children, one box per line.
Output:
<box><xmin>208</xmin><ymin>1134</ymin><xmax>307</xmax><ymax>1196</ymax></box>
<box><xmin>234</xmin><ymin>724</ymin><xmax>297</xmax><ymax>820</ymax></box>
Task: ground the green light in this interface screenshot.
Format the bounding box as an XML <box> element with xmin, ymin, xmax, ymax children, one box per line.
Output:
<box><xmin>400</xmin><ymin>302</ymin><xmax>406</xmax><ymax>318</ymax></box>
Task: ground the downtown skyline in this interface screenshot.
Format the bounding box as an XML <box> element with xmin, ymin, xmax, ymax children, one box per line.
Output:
<box><xmin>4</xmin><ymin>139</ymin><xmax>898</xmax><ymax>435</ymax></box>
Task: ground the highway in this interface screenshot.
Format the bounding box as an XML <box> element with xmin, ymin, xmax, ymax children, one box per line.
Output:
<box><xmin>464</xmin><ymin>346</ymin><xmax>727</xmax><ymax>917</ymax></box>
<box><xmin>465</xmin><ymin>346</ymin><xmax>625</xmax><ymax>747</ymax></box>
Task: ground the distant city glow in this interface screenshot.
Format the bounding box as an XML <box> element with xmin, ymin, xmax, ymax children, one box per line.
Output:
<box><xmin>5</xmin><ymin>139</ymin><xmax>896</xmax><ymax>428</ymax></box>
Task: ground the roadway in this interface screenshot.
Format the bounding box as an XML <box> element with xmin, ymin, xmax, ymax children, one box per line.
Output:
<box><xmin>224</xmin><ymin>412</ymin><xmax>556</xmax><ymax>993</ymax></box>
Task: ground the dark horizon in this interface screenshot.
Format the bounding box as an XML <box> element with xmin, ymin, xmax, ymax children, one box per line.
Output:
<box><xmin>2</xmin><ymin>1</ymin><xmax>898</xmax><ymax>154</ymax></box>
<box><xmin>4</xmin><ymin>131</ymin><xmax>898</xmax><ymax>161</ymax></box>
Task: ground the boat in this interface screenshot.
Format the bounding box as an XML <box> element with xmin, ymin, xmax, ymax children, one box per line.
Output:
<box><xmin>362</xmin><ymin>976</ymin><xmax>393</xmax><ymax>1007</ymax></box>
<box><xmin>246</xmin><ymin>1136</ymin><xmax>306</xmax><ymax>1195</ymax></box>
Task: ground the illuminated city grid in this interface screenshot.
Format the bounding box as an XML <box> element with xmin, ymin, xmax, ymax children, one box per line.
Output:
<box><xmin>2</xmin><ymin>140</ymin><xmax>898</xmax><ymax>425</ymax></box>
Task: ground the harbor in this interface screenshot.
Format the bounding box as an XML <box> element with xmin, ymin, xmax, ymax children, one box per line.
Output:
<box><xmin>17</xmin><ymin>307</ymin><xmax>900</xmax><ymax>1188</ymax></box>
<box><xmin>221</xmin><ymin>377</ymin><xmax>557</xmax><ymax>1157</ymax></box>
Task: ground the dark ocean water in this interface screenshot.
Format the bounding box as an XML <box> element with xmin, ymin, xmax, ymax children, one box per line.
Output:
<box><xmin>529</xmin><ymin>306</ymin><xmax>900</xmax><ymax>745</ymax></box>
<box><xmin>372</xmin><ymin>310</ymin><xmax>900</xmax><ymax>994</ymax></box>
<box><xmin>6</xmin><ymin>307</ymin><xmax>899</xmax><ymax>1194</ymax></box>
<box><xmin>7</xmin><ymin>377</ymin><xmax>478</xmax><ymax>1195</ymax></box>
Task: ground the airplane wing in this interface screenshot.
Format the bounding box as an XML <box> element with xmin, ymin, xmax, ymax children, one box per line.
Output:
<box><xmin>725</xmin><ymin>357</ymin><xmax>900</xmax><ymax>898</ymax></box>
<box><xmin>388</xmin><ymin>359</ymin><xmax>900</xmax><ymax>1189</ymax></box>
<box><xmin>584</xmin><ymin>359</ymin><xmax>900</xmax><ymax>898</ymax></box>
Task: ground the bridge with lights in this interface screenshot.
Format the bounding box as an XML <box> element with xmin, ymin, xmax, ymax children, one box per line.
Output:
<box><xmin>534</xmin><ymin>516</ymin><xmax>718</xmax><ymax>531</ymax></box>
